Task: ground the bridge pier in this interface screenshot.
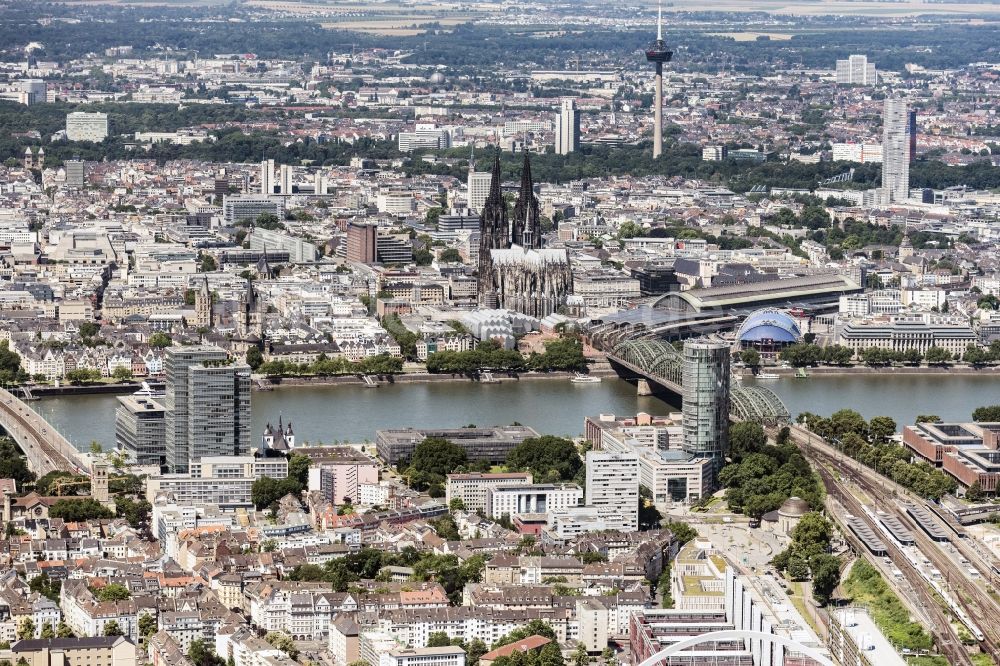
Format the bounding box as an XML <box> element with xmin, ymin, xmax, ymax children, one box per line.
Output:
<box><xmin>636</xmin><ymin>379</ymin><xmax>653</xmax><ymax>396</ymax></box>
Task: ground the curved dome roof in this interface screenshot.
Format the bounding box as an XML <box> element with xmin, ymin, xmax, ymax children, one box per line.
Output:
<box><xmin>736</xmin><ymin>308</ymin><xmax>801</xmax><ymax>344</ymax></box>
<box><xmin>778</xmin><ymin>496</ymin><xmax>810</xmax><ymax>517</ymax></box>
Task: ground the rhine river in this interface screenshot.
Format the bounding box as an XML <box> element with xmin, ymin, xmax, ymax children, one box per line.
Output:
<box><xmin>30</xmin><ymin>374</ymin><xmax>1000</xmax><ymax>450</ymax></box>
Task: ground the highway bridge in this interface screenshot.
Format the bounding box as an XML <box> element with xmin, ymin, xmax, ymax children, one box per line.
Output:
<box><xmin>603</xmin><ymin>337</ymin><xmax>790</xmax><ymax>425</ymax></box>
<box><xmin>0</xmin><ymin>386</ymin><xmax>87</xmax><ymax>476</ymax></box>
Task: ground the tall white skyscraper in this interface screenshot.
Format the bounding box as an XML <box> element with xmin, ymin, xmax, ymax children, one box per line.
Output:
<box><xmin>554</xmin><ymin>99</ymin><xmax>580</xmax><ymax>155</ymax></box>
<box><xmin>585</xmin><ymin>450</ymin><xmax>640</xmax><ymax>532</ymax></box>
<box><xmin>260</xmin><ymin>159</ymin><xmax>274</xmax><ymax>195</ymax></box>
<box><xmin>836</xmin><ymin>54</ymin><xmax>876</xmax><ymax>85</ymax></box>
<box><xmin>279</xmin><ymin>164</ymin><xmax>293</xmax><ymax>194</ymax></box>
<box><xmin>467</xmin><ymin>170</ymin><xmax>493</xmax><ymax>213</ymax></box>
<box><xmin>881</xmin><ymin>98</ymin><xmax>911</xmax><ymax>203</ymax></box>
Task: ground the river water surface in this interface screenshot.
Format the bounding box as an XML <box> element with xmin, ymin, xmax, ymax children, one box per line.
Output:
<box><xmin>32</xmin><ymin>374</ymin><xmax>1000</xmax><ymax>450</ymax></box>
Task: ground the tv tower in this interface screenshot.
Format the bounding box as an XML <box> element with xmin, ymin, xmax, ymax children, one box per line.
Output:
<box><xmin>645</xmin><ymin>2</ymin><xmax>673</xmax><ymax>158</ymax></box>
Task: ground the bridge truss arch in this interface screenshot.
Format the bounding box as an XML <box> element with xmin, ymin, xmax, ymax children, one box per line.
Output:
<box><xmin>609</xmin><ymin>338</ymin><xmax>790</xmax><ymax>425</ymax></box>
<box><xmin>611</xmin><ymin>338</ymin><xmax>684</xmax><ymax>387</ymax></box>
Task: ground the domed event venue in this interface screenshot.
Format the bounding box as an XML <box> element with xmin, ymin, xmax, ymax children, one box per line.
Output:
<box><xmin>735</xmin><ymin>308</ymin><xmax>801</xmax><ymax>355</ymax></box>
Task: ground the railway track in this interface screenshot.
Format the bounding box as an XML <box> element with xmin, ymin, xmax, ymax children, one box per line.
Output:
<box><xmin>811</xmin><ymin>462</ymin><xmax>975</xmax><ymax>666</ymax></box>
<box><xmin>791</xmin><ymin>426</ymin><xmax>1000</xmax><ymax>659</ymax></box>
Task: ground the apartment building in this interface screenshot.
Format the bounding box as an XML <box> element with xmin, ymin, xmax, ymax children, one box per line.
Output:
<box><xmin>583</xmin><ymin>451</ymin><xmax>640</xmax><ymax>532</ymax></box>
<box><xmin>12</xmin><ymin>637</ymin><xmax>136</xmax><ymax>666</ymax></box>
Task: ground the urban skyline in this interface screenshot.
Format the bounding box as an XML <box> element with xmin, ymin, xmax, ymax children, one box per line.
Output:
<box><xmin>0</xmin><ymin>3</ymin><xmax>999</xmax><ymax>666</ymax></box>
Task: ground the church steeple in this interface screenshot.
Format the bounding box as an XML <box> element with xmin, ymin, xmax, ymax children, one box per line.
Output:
<box><xmin>477</xmin><ymin>150</ymin><xmax>508</xmax><ymax>308</ymax></box>
<box><xmin>511</xmin><ymin>150</ymin><xmax>540</xmax><ymax>249</ymax></box>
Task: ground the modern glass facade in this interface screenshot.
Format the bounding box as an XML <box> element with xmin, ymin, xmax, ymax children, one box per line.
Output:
<box><xmin>681</xmin><ymin>340</ymin><xmax>730</xmax><ymax>466</ymax></box>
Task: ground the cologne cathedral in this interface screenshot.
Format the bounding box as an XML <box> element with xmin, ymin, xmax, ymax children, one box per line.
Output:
<box><xmin>476</xmin><ymin>150</ymin><xmax>572</xmax><ymax>317</ymax></box>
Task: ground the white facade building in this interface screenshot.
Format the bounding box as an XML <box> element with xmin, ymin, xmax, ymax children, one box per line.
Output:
<box><xmin>836</xmin><ymin>55</ymin><xmax>876</xmax><ymax>85</ymax></box>
<box><xmin>379</xmin><ymin>647</ymin><xmax>465</xmax><ymax>666</ymax></box>
<box><xmin>66</xmin><ymin>112</ymin><xmax>109</xmax><ymax>142</ymax></box>
<box><xmin>554</xmin><ymin>100</ymin><xmax>580</xmax><ymax>155</ymax></box>
<box><xmin>485</xmin><ymin>483</ymin><xmax>583</xmax><ymax>519</ymax></box>
<box><xmin>584</xmin><ymin>451</ymin><xmax>640</xmax><ymax>532</ymax></box>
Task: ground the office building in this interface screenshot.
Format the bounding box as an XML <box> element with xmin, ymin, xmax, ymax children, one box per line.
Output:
<box><xmin>376</xmin><ymin>425</ymin><xmax>539</xmax><ymax>465</ymax></box>
<box><xmin>260</xmin><ymin>159</ymin><xmax>275</xmax><ymax>194</ymax></box>
<box><xmin>247</xmin><ymin>226</ymin><xmax>318</xmax><ymax>263</ymax></box>
<box><xmin>467</xmin><ymin>170</ymin><xmax>493</xmax><ymax>214</ymax></box>
<box><xmin>630</xmin><ymin>570</ymin><xmax>829</xmax><ymax>666</ymax></box>
<box><xmin>836</xmin><ymin>54</ymin><xmax>877</xmax><ymax>85</ymax></box>
<box><xmin>584</xmin><ymin>451</ymin><xmax>640</xmax><ymax>532</ymax></box>
<box><xmin>20</xmin><ymin>79</ymin><xmax>46</xmax><ymax>106</ymax></box>
<box><xmin>223</xmin><ymin>195</ymin><xmax>285</xmax><ymax>225</ymax></box>
<box><xmin>66</xmin><ymin>112</ymin><xmax>109</xmax><ymax>142</ymax></box>
<box><xmin>398</xmin><ymin>127</ymin><xmax>452</xmax><ymax>153</ymax></box>
<box><xmin>145</xmin><ymin>456</ymin><xmax>288</xmax><ymax>506</ymax></box>
<box><xmin>375</xmin><ymin>234</ymin><xmax>414</xmax><ymax>264</ymax></box>
<box><xmin>881</xmin><ymin>98</ymin><xmax>911</xmax><ymax>203</ymax></box>
<box><xmin>838</xmin><ymin>315</ymin><xmax>977</xmax><ymax>358</ymax></box>
<box><xmin>908</xmin><ymin>109</ymin><xmax>918</xmax><ymax>161</ymax></box>
<box><xmin>115</xmin><ymin>395</ymin><xmax>166</xmax><ymax>467</ymax></box>
<box><xmin>554</xmin><ymin>99</ymin><xmax>580</xmax><ymax>155</ymax></box>
<box><xmin>346</xmin><ymin>222</ymin><xmax>378</xmax><ymax>263</ymax></box>
<box><xmin>303</xmin><ymin>448</ymin><xmax>380</xmax><ymax>505</ymax></box>
<box><xmin>702</xmin><ymin>145</ymin><xmax>727</xmax><ymax>161</ymax></box>
<box><xmin>278</xmin><ymin>164</ymin><xmax>293</xmax><ymax>194</ymax></box>
<box><xmin>64</xmin><ymin>160</ymin><xmax>86</xmax><ymax>188</ymax></box>
<box><xmin>485</xmin><ymin>483</ymin><xmax>583</xmax><ymax>520</ymax></box>
<box><xmin>903</xmin><ymin>421</ymin><xmax>1000</xmax><ymax>493</ymax></box>
<box><xmin>445</xmin><ymin>472</ymin><xmax>533</xmax><ymax>513</ymax></box>
<box><xmin>11</xmin><ymin>636</ymin><xmax>137</xmax><ymax>666</ymax></box>
<box><xmin>681</xmin><ymin>340</ymin><xmax>730</xmax><ymax>465</ymax></box>
<box><xmin>379</xmin><ymin>647</ymin><xmax>465</xmax><ymax>666</ymax></box>
<box><xmin>831</xmin><ymin>143</ymin><xmax>882</xmax><ymax>163</ymax></box>
<box><xmin>164</xmin><ymin>345</ymin><xmax>251</xmax><ymax>473</ymax></box>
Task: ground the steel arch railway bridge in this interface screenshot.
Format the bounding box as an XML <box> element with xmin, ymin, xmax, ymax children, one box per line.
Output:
<box><xmin>607</xmin><ymin>338</ymin><xmax>790</xmax><ymax>425</ymax></box>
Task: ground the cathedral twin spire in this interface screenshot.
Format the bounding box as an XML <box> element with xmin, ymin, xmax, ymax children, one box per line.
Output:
<box><xmin>477</xmin><ymin>148</ymin><xmax>541</xmax><ymax>307</ymax></box>
<box><xmin>479</xmin><ymin>148</ymin><xmax>540</xmax><ymax>251</ymax></box>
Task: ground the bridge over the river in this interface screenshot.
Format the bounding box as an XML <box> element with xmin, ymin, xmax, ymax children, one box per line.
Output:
<box><xmin>0</xmin><ymin>386</ymin><xmax>87</xmax><ymax>476</ymax></box>
<box><xmin>605</xmin><ymin>338</ymin><xmax>790</xmax><ymax>425</ymax></box>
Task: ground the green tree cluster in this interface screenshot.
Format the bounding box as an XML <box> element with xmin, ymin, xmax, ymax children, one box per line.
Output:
<box><xmin>842</xmin><ymin>559</ymin><xmax>933</xmax><ymax>650</ymax></box>
<box><xmin>403</xmin><ymin>438</ymin><xmax>468</xmax><ymax>493</ymax></box>
<box><xmin>93</xmin><ymin>583</ymin><xmax>131</xmax><ymax>602</ymax></box>
<box><xmin>250</xmin><ymin>476</ymin><xmax>303</xmax><ymax>510</ymax></box>
<box><xmin>29</xmin><ymin>573</ymin><xmax>61</xmax><ymax>604</ymax></box>
<box><xmin>800</xmin><ymin>410</ymin><xmax>956</xmax><ymax>499</ymax></box>
<box><xmin>264</xmin><ymin>632</ymin><xmax>299</xmax><ymax>660</ymax></box>
<box><xmin>0</xmin><ymin>341</ymin><xmax>27</xmax><ymax>384</ymax></box>
<box><xmin>973</xmin><ymin>405</ymin><xmax>1000</xmax><ymax>422</ymax></box>
<box><xmin>778</xmin><ymin>343</ymin><xmax>853</xmax><ymax>367</ymax></box>
<box><xmin>287</xmin><ymin>547</ymin><xmax>485</xmax><ymax>605</ymax></box>
<box><xmin>48</xmin><ymin>498</ymin><xmax>115</xmax><ymax>522</ymax></box>
<box><xmin>771</xmin><ymin>513</ymin><xmax>840</xmax><ymax>604</ymax></box>
<box><xmin>426</xmin><ymin>340</ymin><xmax>525</xmax><ymax>374</ymax></box>
<box><xmin>381</xmin><ymin>314</ymin><xmax>419</xmax><ymax>360</ymax></box>
<box><xmin>188</xmin><ymin>639</ymin><xmax>227</xmax><ymax>666</ymax></box>
<box><xmin>258</xmin><ymin>353</ymin><xmax>402</xmax><ymax>377</ymax></box>
<box><xmin>505</xmin><ymin>436</ymin><xmax>582</xmax><ymax>483</ymax></box>
<box><xmin>0</xmin><ymin>438</ymin><xmax>34</xmax><ymax>487</ymax></box>
<box><xmin>719</xmin><ymin>423</ymin><xmax>824</xmax><ymax>519</ymax></box>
